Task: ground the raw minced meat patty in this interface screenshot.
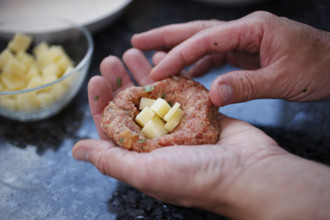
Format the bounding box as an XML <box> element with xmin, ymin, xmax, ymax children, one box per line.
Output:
<box><xmin>101</xmin><ymin>76</ymin><xmax>220</xmax><ymax>152</ymax></box>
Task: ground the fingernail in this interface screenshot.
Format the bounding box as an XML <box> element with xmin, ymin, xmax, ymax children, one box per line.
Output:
<box><xmin>73</xmin><ymin>147</ymin><xmax>89</xmax><ymax>161</ymax></box>
<box><xmin>218</xmin><ymin>84</ymin><xmax>233</xmax><ymax>106</ymax></box>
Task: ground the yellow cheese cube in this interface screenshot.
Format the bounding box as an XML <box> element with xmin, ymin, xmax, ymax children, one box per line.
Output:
<box><xmin>34</xmin><ymin>42</ymin><xmax>49</xmax><ymax>68</ymax></box>
<box><xmin>47</xmin><ymin>45</ymin><xmax>66</xmax><ymax>63</ymax></box>
<box><xmin>42</xmin><ymin>63</ymin><xmax>61</xmax><ymax>79</ymax></box>
<box><xmin>51</xmin><ymin>82</ymin><xmax>68</xmax><ymax>100</ymax></box>
<box><xmin>8</xmin><ymin>33</ymin><xmax>33</xmax><ymax>53</ymax></box>
<box><xmin>16</xmin><ymin>92</ymin><xmax>39</xmax><ymax>111</ymax></box>
<box><xmin>165</xmin><ymin>107</ymin><xmax>184</xmax><ymax>132</ymax></box>
<box><xmin>33</xmin><ymin>41</ymin><xmax>49</xmax><ymax>57</ymax></box>
<box><xmin>37</xmin><ymin>92</ymin><xmax>55</xmax><ymax>108</ymax></box>
<box><xmin>0</xmin><ymin>49</ymin><xmax>14</xmax><ymax>70</ymax></box>
<box><xmin>0</xmin><ymin>96</ymin><xmax>17</xmax><ymax>111</ymax></box>
<box><xmin>164</xmin><ymin>102</ymin><xmax>181</xmax><ymax>121</ymax></box>
<box><xmin>63</xmin><ymin>66</ymin><xmax>74</xmax><ymax>76</ymax></box>
<box><xmin>16</xmin><ymin>51</ymin><xmax>36</xmax><ymax>69</ymax></box>
<box><xmin>27</xmin><ymin>76</ymin><xmax>43</xmax><ymax>89</ymax></box>
<box><xmin>26</xmin><ymin>67</ymin><xmax>40</xmax><ymax>81</ymax></box>
<box><xmin>1</xmin><ymin>73</ymin><xmax>25</xmax><ymax>90</ymax></box>
<box><xmin>135</xmin><ymin>106</ymin><xmax>155</xmax><ymax>127</ymax></box>
<box><xmin>150</xmin><ymin>98</ymin><xmax>171</xmax><ymax>119</ymax></box>
<box><xmin>141</xmin><ymin>116</ymin><xmax>169</xmax><ymax>139</ymax></box>
<box><xmin>139</xmin><ymin>97</ymin><xmax>156</xmax><ymax>110</ymax></box>
<box><xmin>56</xmin><ymin>56</ymin><xmax>73</xmax><ymax>74</ymax></box>
<box><xmin>3</xmin><ymin>58</ymin><xmax>27</xmax><ymax>77</ymax></box>
<box><xmin>42</xmin><ymin>74</ymin><xmax>57</xmax><ymax>84</ymax></box>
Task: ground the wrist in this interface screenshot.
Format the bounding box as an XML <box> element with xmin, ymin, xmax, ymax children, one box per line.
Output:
<box><xmin>221</xmin><ymin>151</ymin><xmax>330</xmax><ymax>220</ymax></box>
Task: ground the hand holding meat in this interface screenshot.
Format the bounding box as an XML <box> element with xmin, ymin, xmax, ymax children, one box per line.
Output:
<box><xmin>73</xmin><ymin>46</ymin><xmax>330</xmax><ymax>219</ymax></box>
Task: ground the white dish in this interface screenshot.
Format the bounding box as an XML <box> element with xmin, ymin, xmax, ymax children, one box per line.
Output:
<box><xmin>0</xmin><ymin>0</ymin><xmax>132</xmax><ymax>33</ymax></box>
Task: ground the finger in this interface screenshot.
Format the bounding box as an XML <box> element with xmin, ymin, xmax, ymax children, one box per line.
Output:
<box><xmin>209</xmin><ymin>67</ymin><xmax>275</xmax><ymax>107</ymax></box>
<box><xmin>150</xmin><ymin>18</ymin><xmax>263</xmax><ymax>80</ymax></box>
<box><xmin>152</xmin><ymin>51</ymin><xmax>167</xmax><ymax>66</ymax></box>
<box><xmin>100</xmin><ymin>55</ymin><xmax>135</xmax><ymax>95</ymax></box>
<box><xmin>72</xmin><ymin>139</ymin><xmax>147</xmax><ymax>188</ymax></box>
<box><xmin>132</xmin><ymin>20</ymin><xmax>222</xmax><ymax>51</ymax></box>
<box><xmin>122</xmin><ymin>48</ymin><xmax>155</xmax><ymax>86</ymax></box>
<box><xmin>88</xmin><ymin>76</ymin><xmax>112</xmax><ymax>140</ymax></box>
<box><xmin>188</xmin><ymin>53</ymin><xmax>227</xmax><ymax>77</ymax></box>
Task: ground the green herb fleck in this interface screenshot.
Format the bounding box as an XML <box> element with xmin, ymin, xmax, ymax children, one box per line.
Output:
<box><xmin>168</xmin><ymin>101</ymin><xmax>173</xmax><ymax>107</ymax></box>
<box><xmin>119</xmin><ymin>137</ymin><xmax>124</xmax><ymax>144</ymax></box>
<box><xmin>202</xmin><ymin>23</ymin><xmax>206</xmax><ymax>28</ymax></box>
<box><xmin>214</xmin><ymin>42</ymin><xmax>218</xmax><ymax>46</ymax></box>
<box><xmin>161</xmin><ymin>94</ymin><xmax>166</xmax><ymax>99</ymax></box>
<box><xmin>93</xmin><ymin>95</ymin><xmax>99</xmax><ymax>101</ymax></box>
<box><xmin>117</xmin><ymin>77</ymin><xmax>122</xmax><ymax>87</ymax></box>
<box><xmin>143</xmin><ymin>85</ymin><xmax>154</xmax><ymax>92</ymax></box>
<box><xmin>138</xmin><ymin>138</ymin><xmax>146</xmax><ymax>144</ymax></box>
<box><xmin>107</xmin><ymin>107</ymin><xmax>113</xmax><ymax>111</ymax></box>
<box><xmin>302</xmin><ymin>88</ymin><xmax>308</xmax><ymax>93</ymax></box>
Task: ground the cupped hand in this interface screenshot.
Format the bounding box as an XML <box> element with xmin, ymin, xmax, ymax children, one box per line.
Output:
<box><xmin>132</xmin><ymin>11</ymin><xmax>330</xmax><ymax>107</ymax></box>
<box><xmin>71</xmin><ymin>48</ymin><xmax>305</xmax><ymax>219</ymax></box>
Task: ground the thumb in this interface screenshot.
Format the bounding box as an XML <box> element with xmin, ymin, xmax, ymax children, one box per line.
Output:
<box><xmin>210</xmin><ymin>68</ymin><xmax>276</xmax><ymax>107</ymax></box>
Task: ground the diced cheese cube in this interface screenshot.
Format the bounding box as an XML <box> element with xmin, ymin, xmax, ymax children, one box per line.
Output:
<box><xmin>33</xmin><ymin>41</ymin><xmax>49</xmax><ymax>57</ymax></box>
<box><xmin>63</xmin><ymin>65</ymin><xmax>74</xmax><ymax>76</ymax></box>
<box><xmin>42</xmin><ymin>74</ymin><xmax>57</xmax><ymax>84</ymax></box>
<box><xmin>8</xmin><ymin>33</ymin><xmax>33</xmax><ymax>53</ymax></box>
<box><xmin>27</xmin><ymin>76</ymin><xmax>43</xmax><ymax>89</ymax></box>
<box><xmin>135</xmin><ymin>106</ymin><xmax>155</xmax><ymax>127</ymax></box>
<box><xmin>150</xmin><ymin>98</ymin><xmax>171</xmax><ymax>119</ymax></box>
<box><xmin>26</xmin><ymin>67</ymin><xmax>40</xmax><ymax>81</ymax></box>
<box><xmin>3</xmin><ymin>58</ymin><xmax>27</xmax><ymax>77</ymax></box>
<box><xmin>0</xmin><ymin>96</ymin><xmax>17</xmax><ymax>111</ymax></box>
<box><xmin>139</xmin><ymin>97</ymin><xmax>156</xmax><ymax>110</ymax></box>
<box><xmin>37</xmin><ymin>92</ymin><xmax>55</xmax><ymax>108</ymax></box>
<box><xmin>141</xmin><ymin>116</ymin><xmax>169</xmax><ymax>139</ymax></box>
<box><xmin>1</xmin><ymin>72</ymin><xmax>25</xmax><ymax>90</ymax></box>
<box><xmin>164</xmin><ymin>102</ymin><xmax>181</xmax><ymax>121</ymax></box>
<box><xmin>16</xmin><ymin>92</ymin><xmax>39</xmax><ymax>111</ymax></box>
<box><xmin>42</xmin><ymin>63</ymin><xmax>61</xmax><ymax>79</ymax></box>
<box><xmin>16</xmin><ymin>51</ymin><xmax>36</xmax><ymax>68</ymax></box>
<box><xmin>47</xmin><ymin>45</ymin><xmax>66</xmax><ymax>63</ymax></box>
<box><xmin>0</xmin><ymin>49</ymin><xmax>14</xmax><ymax>70</ymax></box>
<box><xmin>34</xmin><ymin>42</ymin><xmax>49</xmax><ymax>68</ymax></box>
<box><xmin>165</xmin><ymin>107</ymin><xmax>184</xmax><ymax>132</ymax></box>
<box><xmin>56</xmin><ymin>55</ymin><xmax>73</xmax><ymax>74</ymax></box>
<box><xmin>51</xmin><ymin>82</ymin><xmax>68</xmax><ymax>100</ymax></box>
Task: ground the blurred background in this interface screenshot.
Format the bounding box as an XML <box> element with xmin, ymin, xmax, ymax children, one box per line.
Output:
<box><xmin>0</xmin><ymin>0</ymin><xmax>329</xmax><ymax>219</ymax></box>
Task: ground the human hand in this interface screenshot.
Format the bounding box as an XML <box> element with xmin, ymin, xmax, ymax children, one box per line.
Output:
<box><xmin>132</xmin><ymin>11</ymin><xmax>330</xmax><ymax>107</ymax></box>
<box><xmin>72</xmin><ymin>48</ymin><xmax>330</xmax><ymax>219</ymax></box>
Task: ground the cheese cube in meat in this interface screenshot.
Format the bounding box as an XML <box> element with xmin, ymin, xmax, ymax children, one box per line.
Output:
<box><xmin>139</xmin><ymin>97</ymin><xmax>156</xmax><ymax>110</ymax></box>
<box><xmin>165</xmin><ymin>107</ymin><xmax>184</xmax><ymax>132</ymax></box>
<box><xmin>141</xmin><ymin>116</ymin><xmax>169</xmax><ymax>139</ymax></box>
<box><xmin>150</xmin><ymin>98</ymin><xmax>171</xmax><ymax>119</ymax></box>
<box><xmin>135</xmin><ymin>106</ymin><xmax>155</xmax><ymax>127</ymax></box>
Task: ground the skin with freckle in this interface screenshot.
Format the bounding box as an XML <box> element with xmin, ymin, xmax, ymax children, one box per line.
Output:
<box><xmin>101</xmin><ymin>76</ymin><xmax>220</xmax><ymax>152</ymax></box>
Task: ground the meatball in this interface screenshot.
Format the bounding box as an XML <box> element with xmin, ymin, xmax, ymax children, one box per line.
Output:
<box><xmin>101</xmin><ymin>76</ymin><xmax>220</xmax><ymax>152</ymax></box>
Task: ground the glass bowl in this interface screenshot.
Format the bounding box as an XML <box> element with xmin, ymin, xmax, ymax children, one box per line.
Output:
<box><xmin>0</xmin><ymin>17</ymin><xmax>94</xmax><ymax>121</ymax></box>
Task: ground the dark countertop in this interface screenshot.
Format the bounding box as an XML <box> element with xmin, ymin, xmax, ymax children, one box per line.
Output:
<box><xmin>1</xmin><ymin>0</ymin><xmax>330</xmax><ymax>219</ymax></box>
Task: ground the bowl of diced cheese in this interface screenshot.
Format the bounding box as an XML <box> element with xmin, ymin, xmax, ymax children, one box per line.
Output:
<box><xmin>0</xmin><ymin>17</ymin><xmax>93</xmax><ymax>121</ymax></box>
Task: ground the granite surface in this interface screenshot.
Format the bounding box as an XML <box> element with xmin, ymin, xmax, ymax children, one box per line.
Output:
<box><xmin>0</xmin><ymin>0</ymin><xmax>330</xmax><ymax>219</ymax></box>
